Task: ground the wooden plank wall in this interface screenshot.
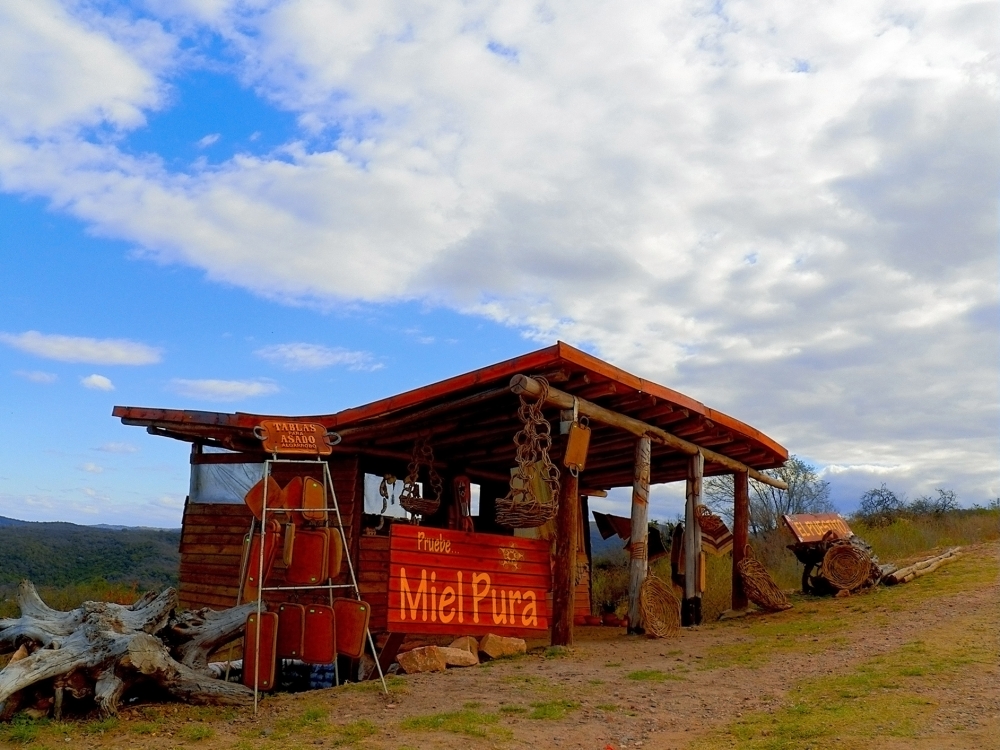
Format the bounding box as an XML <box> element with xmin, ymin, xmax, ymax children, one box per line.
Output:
<box><xmin>358</xmin><ymin>535</ymin><xmax>390</xmax><ymax>631</ymax></box>
<box><xmin>178</xmin><ymin>456</ymin><xmax>363</xmax><ymax>611</ymax></box>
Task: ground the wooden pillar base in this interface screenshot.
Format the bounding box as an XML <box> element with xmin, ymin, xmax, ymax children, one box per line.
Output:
<box><xmin>681</xmin><ymin>597</ymin><xmax>702</xmax><ymax>627</ymax></box>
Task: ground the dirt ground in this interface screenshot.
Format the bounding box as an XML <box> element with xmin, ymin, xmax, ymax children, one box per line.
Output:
<box><xmin>3</xmin><ymin>541</ymin><xmax>998</xmax><ymax>750</ymax></box>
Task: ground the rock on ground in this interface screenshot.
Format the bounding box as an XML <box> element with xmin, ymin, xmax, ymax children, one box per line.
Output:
<box><xmin>439</xmin><ymin>647</ymin><xmax>478</xmax><ymax>667</ymax></box>
<box><xmin>396</xmin><ymin>646</ymin><xmax>447</xmax><ymax>674</ymax></box>
<box><xmin>479</xmin><ymin>633</ymin><xmax>527</xmax><ymax>659</ymax></box>
<box><xmin>449</xmin><ymin>636</ymin><xmax>479</xmax><ymax>654</ymax></box>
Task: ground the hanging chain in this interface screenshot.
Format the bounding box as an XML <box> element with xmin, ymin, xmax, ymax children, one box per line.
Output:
<box><xmin>399</xmin><ymin>438</ymin><xmax>443</xmax><ymax>517</ymax></box>
<box><xmin>378</xmin><ymin>474</ymin><xmax>397</xmax><ymax>514</ymax></box>
<box><xmin>497</xmin><ymin>376</ymin><xmax>560</xmax><ymax>527</ymax></box>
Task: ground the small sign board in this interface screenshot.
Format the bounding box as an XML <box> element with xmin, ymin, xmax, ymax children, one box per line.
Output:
<box><xmin>782</xmin><ymin>513</ymin><xmax>853</xmax><ymax>544</ymax></box>
<box><xmin>388</xmin><ymin>525</ymin><xmax>552</xmax><ymax>637</ymax></box>
<box><xmin>255</xmin><ymin>421</ymin><xmax>332</xmax><ymax>456</ymax></box>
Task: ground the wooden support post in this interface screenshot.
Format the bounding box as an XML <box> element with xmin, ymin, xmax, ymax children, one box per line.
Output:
<box><xmin>627</xmin><ymin>436</ymin><xmax>651</xmax><ymax>634</ymax></box>
<box><xmin>551</xmin><ymin>468</ymin><xmax>580</xmax><ymax>646</ymax></box>
<box><xmin>732</xmin><ymin>470</ymin><xmax>750</xmax><ymax>611</ymax></box>
<box><xmin>683</xmin><ymin>452</ymin><xmax>703</xmax><ymax>626</ymax></box>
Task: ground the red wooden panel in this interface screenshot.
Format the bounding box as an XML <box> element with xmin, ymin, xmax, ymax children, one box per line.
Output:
<box><xmin>302</xmin><ymin>605</ymin><xmax>336</xmax><ymax>664</ymax></box>
<box><xmin>387</xmin><ymin>526</ymin><xmax>551</xmax><ymax>636</ymax></box>
<box><xmin>243</xmin><ymin>611</ymin><xmax>278</xmax><ymax>691</ymax></box>
<box><xmin>333</xmin><ymin>598</ymin><xmax>370</xmax><ymax>659</ymax></box>
<box><xmin>286</xmin><ymin>528</ymin><xmax>328</xmax><ymax>585</ymax></box>
<box><xmin>276</xmin><ymin>603</ymin><xmax>305</xmax><ymax>659</ymax></box>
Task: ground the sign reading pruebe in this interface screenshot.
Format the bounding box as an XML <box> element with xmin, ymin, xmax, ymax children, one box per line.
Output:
<box><xmin>388</xmin><ymin>525</ymin><xmax>551</xmax><ymax>636</ymax></box>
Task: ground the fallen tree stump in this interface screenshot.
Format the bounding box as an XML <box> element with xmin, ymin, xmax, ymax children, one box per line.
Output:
<box><xmin>883</xmin><ymin>547</ymin><xmax>962</xmax><ymax>585</ymax></box>
<box><xmin>0</xmin><ymin>580</ymin><xmax>256</xmax><ymax>720</ymax></box>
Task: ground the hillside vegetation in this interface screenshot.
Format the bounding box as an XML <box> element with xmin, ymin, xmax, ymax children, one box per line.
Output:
<box><xmin>0</xmin><ymin>517</ymin><xmax>180</xmax><ymax>592</ymax></box>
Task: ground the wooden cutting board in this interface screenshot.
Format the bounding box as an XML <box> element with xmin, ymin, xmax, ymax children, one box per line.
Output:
<box><xmin>276</xmin><ymin>603</ymin><xmax>305</xmax><ymax>660</ymax></box>
<box><xmin>301</xmin><ymin>477</ymin><xmax>327</xmax><ymax>524</ymax></box>
<box><xmin>243</xmin><ymin>520</ymin><xmax>280</xmax><ymax>602</ymax></box>
<box><xmin>327</xmin><ymin>528</ymin><xmax>343</xmax><ymax>579</ymax></box>
<box><xmin>243</xmin><ymin>476</ymin><xmax>283</xmax><ymax>520</ymax></box>
<box><xmin>243</xmin><ymin>611</ymin><xmax>278</xmax><ymax>691</ymax></box>
<box><xmin>285</xmin><ymin>528</ymin><xmax>329</xmax><ymax>585</ymax></box>
<box><xmin>333</xmin><ymin>598</ymin><xmax>370</xmax><ymax>659</ymax></box>
<box><xmin>302</xmin><ymin>605</ymin><xmax>336</xmax><ymax>664</ymax></box>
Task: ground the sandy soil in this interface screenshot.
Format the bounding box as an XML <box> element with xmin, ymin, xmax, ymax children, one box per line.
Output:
<box><xmin>3</xmin><ymin>541</ymin><xmax>997</xmax><ymax>750</ymax></box>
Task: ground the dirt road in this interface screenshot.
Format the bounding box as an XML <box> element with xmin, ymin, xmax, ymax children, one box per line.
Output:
<box><xmin>3</xmin><ymin>541</ymin><xmax>997</xmax><ymax>750</ymax></box>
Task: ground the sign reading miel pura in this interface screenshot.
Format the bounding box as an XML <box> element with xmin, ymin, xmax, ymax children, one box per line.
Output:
<box><xmin>254</xmin><ymin>421</ymin><xmax>333</xmax><ymax>456</ymax></box>
<box><xmin>388</xmin><ymin>525</ymin><xmax>552</xmax><ymax>637</ymax></box>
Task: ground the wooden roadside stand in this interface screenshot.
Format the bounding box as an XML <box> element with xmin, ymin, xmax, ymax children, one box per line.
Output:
<box><xmin>114</xmin><ymin>342</ymin><xmax>788</xmax><ymax>666</ymax></box>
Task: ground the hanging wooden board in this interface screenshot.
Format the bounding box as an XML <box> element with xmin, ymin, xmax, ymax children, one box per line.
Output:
<box><xmin>301</xmin><ymin>477</ymin><xmax>328</xmax><ymax>524</ymax></box>
<box><xmin>244</xmin><ymin>476</ymin><xmax>283</xmax><ymax>521</ymax></box>
<box><xmin>276</xmin><ymin>603</ymin><xmax>305</xmax><ymax>660</ymax></box>
<box><xmin>286</xmin><ymin>528</ymin><xmax>329</xmax><ymax>585</ymax></box>
<box><xmin>243</xmin><ymin>611</ymin><xmax>278</xmax><ymax>691</ymax></box>
<box><xmin>387</xmin><ymin>525</ymin><xmax>552</xmax><ymax>637</ymax></box>
<box><xmin>255</xmin><ymin>421</ymin><xmax>332</xmax><ymax>455</ymax></box>
<box><xmin>302</xmin><ymin>605</ymin><xmax>336</xmax><ymax>664</ymax></box>
<box><xmin>333</xmin><ymin>598</ymin><xmax>370</xmax><ymax>659</ymax></box>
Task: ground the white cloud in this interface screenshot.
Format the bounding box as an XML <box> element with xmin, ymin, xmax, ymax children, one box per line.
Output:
<box><xmin>169</xmin><ymin>378</ymin><xmax>279</xmax><ymax>401</ymax></box>
<box><xmin>81</xmin><ymin>374</ymin><xmax>115</xmax><ymax>390</ymax></box>
<box><xmin>0</xmin><ymin>0</ymin><xmax>168</xmax><ymax>137</ymax></box>
<box><xmin>255</xmin><ymin>342</ymin><xmax>382</xmax><ymax>371</ymax></box>
<box><xmin>97</xmin><ymin>442</ymin><xmax>139</xmax><ymax>453</ymax></box>
<box><xmin>0</xmin><ymin>1</ymin><xmax>995</xmax><ymax>504</ymax></box>
<box><xmin>14</xmin><ymin>370</ymin><xmax>57</xmax><ymax>383</ymax></box>
<box><xmin>1</xmin><ymin>331</ymin><xmax>161</xmax><ymax>365</ymax></box>
<box><xmin>197</xmin><ymin>133</ymin><xmax>220</xmax><ymax>147</ymax></box>
<box><xmin>79</xmin><ymin>462</ymin><xmax>104</xmax><ymax>473</ymax></box>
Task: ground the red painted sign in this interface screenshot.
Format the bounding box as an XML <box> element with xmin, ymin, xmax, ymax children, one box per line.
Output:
<box><xmin>388</xmin><ymin>525</ymin><xmax>552</xmax><ymax>637</ymax></box>
<box><xmin>782</xmin><ymin>513</ymin><xmax>853</xmax><ymax>543</ymax></box>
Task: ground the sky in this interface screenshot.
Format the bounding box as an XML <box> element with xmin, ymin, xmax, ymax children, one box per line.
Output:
<box><xmin>0</xmin><ymin>0</ymin><xmax>996</xmax><ymax>528</ymax></box>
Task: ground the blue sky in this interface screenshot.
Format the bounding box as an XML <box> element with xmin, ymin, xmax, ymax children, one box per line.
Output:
<box><xmin>0</xmin><ymin>1</ymin><xmax>996</xmax><ymax>527</ymax></box>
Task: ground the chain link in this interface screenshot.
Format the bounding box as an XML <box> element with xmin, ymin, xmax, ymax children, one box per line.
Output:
<box><xmin>497</xmin><ymin>376</ymin><xmax>560</xmax><ymax>528</ymax></box>
<box><xmin>399</xmin><ymin>438</ymin><xmax>443</xmax><ymax>518</ymax></box>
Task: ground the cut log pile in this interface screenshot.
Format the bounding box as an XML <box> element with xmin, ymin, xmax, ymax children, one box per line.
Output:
<box><xmin>0</xmin><ymin>581</ymin><xmax>255</xmax><ymax>720</ymax></box>
<box><xmin>882</xmin><ymin>547</ymin><xmax>962</xmax><ymax>585</ymax></box>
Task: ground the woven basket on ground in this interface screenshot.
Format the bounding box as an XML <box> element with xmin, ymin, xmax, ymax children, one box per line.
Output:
<box><xmin>736</xmin><ymin>545</ymin><xmax>792</xmax><ymax>612</ymax></box>
<box><xmin>639</xmin><ymin>575</ymin><xmax>680</xmax><ymax>638</ymax></box>
<box><xmin>820</xmin><ymin>541</ymin><xmax>879</xmax><ymax>592</ymax></box>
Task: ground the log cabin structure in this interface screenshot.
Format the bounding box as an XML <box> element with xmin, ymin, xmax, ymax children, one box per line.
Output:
<box><xmin>114</xmin><ymin>342</ymin><xmax>788</xmax><ymax>647</ymax></box>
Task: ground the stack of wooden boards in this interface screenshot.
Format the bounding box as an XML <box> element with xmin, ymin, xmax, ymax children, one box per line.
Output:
<box><xmin>243</xmin><ymin>598</ymin><xmax>371</xmax><ymax>691</ymax></box>
<box><xmin>241</xmin><ymin>474</ymin><xmax>345</xmax><ymax>601</ymax></box>
<box><xmin>240</xmin><ymin>473</ymin><xmax>370</xmax><ymax>692</ymax></box>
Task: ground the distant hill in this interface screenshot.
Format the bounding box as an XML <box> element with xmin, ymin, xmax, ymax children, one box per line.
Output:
<box><xmin>0</xmin><ymin>518</ymin><xmax>181</xmax><ymax>590</ymax></box>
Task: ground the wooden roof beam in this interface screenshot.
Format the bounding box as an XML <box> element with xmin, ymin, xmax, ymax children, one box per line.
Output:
<box><xmin>510</xmin><ymin>375</ymin><xmax>787</xmax><ymax>490</ymax></box>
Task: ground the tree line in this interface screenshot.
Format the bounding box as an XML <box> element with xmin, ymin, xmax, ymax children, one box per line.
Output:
<box><xmin>703</xmin><ymin>455</ymin><xmax>997</xmax><ymax>534</ymax></box>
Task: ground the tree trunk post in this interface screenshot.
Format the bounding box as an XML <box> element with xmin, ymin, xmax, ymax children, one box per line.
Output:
<box><xmin>551</xmin><ymin>468</ymin><xmax>580</xmax><ymax>646</ymax></box>
<box><xmin>627</xmin><ymin>436</ymin><xmax>651</xmax><ymax>634</ymax></box>
<box><xmin>732</xmin><ymin>470</ymin><xmax>750</xmax><ymax>611</ymax></box>
<box><xmin>683</xmin><ymin>451</ymin><xmax>704</xmax><ymax>626</ymax></box>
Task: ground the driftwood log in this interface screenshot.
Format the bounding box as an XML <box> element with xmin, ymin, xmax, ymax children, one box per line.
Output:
<box><xmin>0</xmin><ymin>581</ymin><xmax>256</xmax><ymax>720</ymax></box>
<box><xmin>883</xmin><ymin>547</ymin><xmax>962</xmax><ymax>585</ymax></box>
